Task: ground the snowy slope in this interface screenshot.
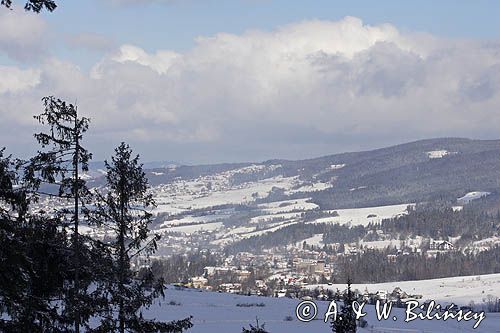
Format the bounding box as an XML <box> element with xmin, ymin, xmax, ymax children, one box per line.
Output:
<box><xmin>311</xmin><ymin>274</ymin><xmax>500</xmax><ymax>307</ymax></box>
<box><xmin>312</xmin><ymin>204</ymin><xmax>413</xmax><ymax>227</ymax></box>
<box><xmin>142</xmin><ymin>281</ymin><xmax>500</xmax><ymax>333</ymax></box>
<box><xmin>457</xmin><ymin>191</ymin><xmax>490</xmax><ymax>204</ymax></box>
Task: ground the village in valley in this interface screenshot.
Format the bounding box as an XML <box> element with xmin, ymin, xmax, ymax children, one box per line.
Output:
<box><xmin>30</xmin><ymin>152</ymin><xmax>500</xmax><ymax>314</ymax></box>
<box><xmin>178</xmin><ymin>240</ymin><xmax>461</xmax><ymax>303</ymax></box>
<box><xmin>3</xmin><ymin>2</ymin><xmax>500</xmax><ymax>332</ymax></box>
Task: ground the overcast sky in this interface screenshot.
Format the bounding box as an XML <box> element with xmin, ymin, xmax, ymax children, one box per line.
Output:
<box><xmin>1</xmin><ymin>0</ymin><xmax>500</xmax><ymax>164</ymax></box>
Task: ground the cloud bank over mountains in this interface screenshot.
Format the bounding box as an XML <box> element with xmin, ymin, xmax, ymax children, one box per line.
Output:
<box><xmin>1</xmin><ymin>14</ymin><xmax>500</xmax><ymax>162</ymax></box>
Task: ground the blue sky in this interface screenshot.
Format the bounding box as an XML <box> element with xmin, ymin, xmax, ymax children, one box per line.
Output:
<box><xmin>36</xmin><ymin>0</ymin><xmax>500</xmax><ymax>70</ymax></box>
<box><xmin>48</xmin><ymin>1</ymin><xmax>500</xmax><ymax>43</ymax></box>
<box><xmin>1</xmin><ymin>1</ymin><xmax>500</xmax><ymax>163</ymax></box>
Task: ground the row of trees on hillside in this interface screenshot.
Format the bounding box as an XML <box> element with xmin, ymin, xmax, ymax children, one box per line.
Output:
<box><xmin>334</xmin><ymin>246</ymin><xmax>500</xmax><ymax>284</ymax></box>
<box><xmin>225</xmin><ymin>223</ymin><xmax>366</xmax><ymax>254</ymax></box>
<box><xmin>375</xmin><ymin>203</ymin><xmax>500</xmax><ymax>241</ymax></box>
<box><xmin>0</xmin><ymin>96</ymin><xmax>192</xmax><ymax>332</ymax></box>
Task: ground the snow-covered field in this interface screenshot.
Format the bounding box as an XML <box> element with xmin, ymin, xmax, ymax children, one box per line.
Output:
<box><xmin>144</xmin><ymin>279</ymin><xmax>500</xmax><ymax>333</ymax></box>
<box><xmin>159</xmin><ymin>222</ymin><xmax>224</xmax><ymax>234</ymax></box>
<box><xmin>312</xmin><ymin>204</ymin><xmax>414</xmax><ymax>227</ymax></box>
<box><xmin>296</xmin><ymin>234</ymin><xmax>325</xmax><ymax>247</ymax></box>
<box><xmin>296</xmin><ymin>236</ymin><xmax>425</xmax><ymax>251</ymax></box>
<box><xmin>427</xmin><ymin>150</ymin><xmax>451</xmax><ymax>159</ymax></box>
<box><xmin>150</xmin><ymin>164</ymin><xmax>337</xmax><ymax>217</ymax></box>
<box><xmin>426</xmin><ymin>150</ymin><xmax>460</xmax><ymax>159</ymax></box>
<box><xmin>457</xmin><ymin>191</ymin><xmax>491</xmax><ymax>204</ymax></box>
<box><xmin>258</xmin><ymin>198</ymin><xmax>319</xmax><ymax>214</ymax></box>
<box><xmin>286</xmin><ymin>182</ymin><xmax>333</xmax><ymax>194</ymax></box>
<box><xmin>311</xmin><ymin>274</ymin><xmax>500</xmax><ymax>307</ymax></box>
<box><xmin>148</xmin><ymin>169</ymin><xmax>415</xmax><ymax>245</ymax></box>
<box><xmin>152</xmin><ymin>175</ymin><xmax>298</xmax><ymax>214</ymax></box>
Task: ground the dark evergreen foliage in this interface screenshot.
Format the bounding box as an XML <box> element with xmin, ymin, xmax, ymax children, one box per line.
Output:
<box><xmin>87</xmin><ymin>142</ymin><xmax>192</xmax><ymax>332</ymax></box>
<box><xmin>242</xmin><ymin>318</ymin><xmax>268</xmax><ymax>333</ymax></box>
<box><xmin>335</xmin><ymin>246</ymin><xmax>500</xmax><ymax>283</ymax></box>
<box><xmin>1</xmin><ymin>0</ymin><xmax>57</xmax><ymax>12</ymax></box>
<box><xmin>0</xmin><ymin>149</ymin><xmax>72</xmax><ymax>332</ymax></box>
<box><xmin>23</xmin><ymin>96</ymin><xmax>94</xmax><ymax>332</ymax></box>
<box><xmin>0</xmin><ymin>97</ymin><xmax>193</xmax><ymax>332</ymax></box>
<box><xmin>150</xmin><ymin>250</ymin><xmax>220</xmax><ymax>284</ymax></box>
<box><xmin>226</xmin><ymin>223</ymin><xmax>365</xmax><ymax>253</ymax></box>
<box><xmin>331</xmin><ymin>280</ymin><xmax>357</xmax><ymax>333</ymax></box>
<box><xmin>375</xmin><ymin>203</ymin><xmax>500</xmax><ymax>241</ymax></box>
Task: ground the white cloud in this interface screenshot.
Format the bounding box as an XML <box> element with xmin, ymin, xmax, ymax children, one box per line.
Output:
<box><xmin>2</xmin><ymin>17</ymin><xmax>500</xmax><ymax>162</ymax></box>
<box><xmin>0</xmin><ymin>66</ymin><xmax>40</xmax><ymax>93</ymax></box>
<box><xmin>0</xmin><ymin>9</ymin><xmax>47</xmax><ymax>61</ymax></box>
<box><xmin>109</xmin><ymin>44</ymin><xmax>179</xmax><ymax>74</ymax></box>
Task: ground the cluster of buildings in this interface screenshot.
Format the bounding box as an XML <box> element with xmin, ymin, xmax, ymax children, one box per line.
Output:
<box><xmin>183</xmin><ymin>251</ymin><xmax>334</xmax><ymax>296</ymax></box>
<box><xmin>180</xmin><ymin>236</ymin><xmax>460</xmax><ymax>298</ymax></box>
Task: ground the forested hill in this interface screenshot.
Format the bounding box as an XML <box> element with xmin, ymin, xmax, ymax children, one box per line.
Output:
<box><xmin>88</xmin><ymin>138</ymin><xmax>500</xmax><ymax>209</ymax></box>
<box><xmin>282</xmin><ymin>137</ymin><xmax>500</xmax><ymax>208</ymax></box>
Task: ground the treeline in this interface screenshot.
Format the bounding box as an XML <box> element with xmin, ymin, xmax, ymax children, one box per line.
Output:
<box><xmin>334</xmin><ymin>246</ymin><xmax>500</xmax><ymax>283</ymax></box>
<box><xmin>226</xmin><ymin>200</ymin><xmax>500</xmax><ymax>255</ymax></box>
<box><xmin>226</xmin><ymin>223</ymin><xmax>366</xmax><ymax>253</ymax></box>
<box><xmin>150</xmin><ymin>251</ymin><xmax>220</xmax><ymax>283</ymax></box>
<box><xmin>373</xmin><ymin>203</ymin><xmax>500</xmax><ymax>242</ymax></box>
<box><xmin>307</xmin><ymin>140</ymin><xmax>500</xmax><ymax>210</ymax></box>
<box><xmin>0</xmin><ymin>97</ymin><xmax>192</xmax><ymax>332</ymax></box>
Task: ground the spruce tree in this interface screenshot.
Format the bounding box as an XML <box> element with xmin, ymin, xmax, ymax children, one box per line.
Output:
<box><xmin>88</xmin><ymin>142</ymin><xmax>192</xmax><ymax>333</ymax></box>
<box><xmin>242</xmin><ymin>317</ymin><xmax>268</xmax><ymax>333</ymax></box>
<box><xmin>331</xmin><ymin>279</ymin><xmax>357</xmax><ymax>333</ymax></box>
<box><xmin>1</xmin><ymin>0</ymin><xmax>57</xmax><ymax>12</ymax></box>
<box><xmin>23</xmin><ymin>96</ymin><xmax>93</xmax><ymax>332</ymax></box>
<box><xmin>0</xmin><ymin>149</ymin><xmax>75</xmax><ymax>332</ymax></box>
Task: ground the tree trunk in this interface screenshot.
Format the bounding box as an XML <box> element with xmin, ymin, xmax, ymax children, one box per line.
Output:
<box><xmin>118</xmin><ymin>176</ymin><xmax>126</xmax><ymax>333</ymax></box>
<box><xmin>73</xmin><ymin>117</ymin><xmax>80</xmax><ymax>333</ymax></box>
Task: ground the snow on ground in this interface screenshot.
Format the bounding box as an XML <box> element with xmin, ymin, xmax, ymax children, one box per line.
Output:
<box><xmin>159</xmin><ymin>214</ymin><xmax>227</xmax><ymax>228</ymax></box>
<box><xmin>295</xmin><ymin>234</ymin><xmax>324</xmax><ymax>247</ymax></box>
<box><xmin>96</xmin><ymin>168</ymin><xmax>107</xmax><ymax>175</ymax></box>
<box><xmin>80</xmin><ymin>173</ymin><xmax>93</xmax><ymax>180</ymax></box>
<box><xmin>350</xmin><ymin>186</ymin><xmax>368</xmax><ymax>191</ymax></box>
<box><xmin>357</xmin><ymin>236</ymin><xmax>423</xmax><ymax>251</ymax></box>
<box><xmin>150</xmin><ymin>203</ymin><xmax>185</xmax><ymax>215</ymax></box>
<box><xmin>286</xmin><ymin>182</ymin><xmax>333</xmax><ymax>194</ymax></box>
<box><xmin>457</xmin><ymin>191</ymin><xmax>490</xmax><ymax>204</ymax></box>
<box><xmin>312</xmin><ymin>204</ymin><xmax>414</xmax><ymax>227</ymax></box>
<box><xmin>156</xmin><ymin>222</ymin><xmax>224</xmax><ymax>234</ymax></box>
<box><xmin>296</xmin><ymin>235</ymin><xmax>424</xmax><ymax>251</ymax></box>
<box><xmin>358</xmin><ymin>239</ymin><xmax>402</xmax><ymax>250</ymax></box>
<box><xmin>142</xmin><ymin>282</ymin><xmax>500</xmax><ymax>333</ymax></box>
<box><xmin>250</xmin><ymin>212</ymin><xmax>302</xmax><ymax>224</ymax></box>
<box><xmin>79</xmin><ymin>225</ymin><xmax>93</xmax><ymax>235</ymax></box>
<box><xmin>312</xmin><ymin>274</ymin><xmax>500</xmax><ymax>307</ymax></box>
<box><xmin>213</xmin><ymin>220</ymin><xmax>301</xmax><ymax>244</ymax></box>
<box><xmin>330</xmin><ymin>164</ymin><xmax>346</xmax><ymax>169</ymax></box>
<box><xmin>211</xmin><ymin>230</ymin><xmax>252</xmax><ymax>246</ymax></box>
<box><xmin>426</xmin><ymin>150</ymin><xmax>454</xmax><ymax>159</ymax></box>
<box><xmin>223</xmin><ymin>226</ymin><xmax>256</xmax><ymax>236</ymax></box>
<box><xmin>258</xmin><ymin>198</ymin><xmax>318</xmax><ymax>214</ymax></box>
<box><xmin>238</xmin><ymin>221</ymin><xmax>299</xmax><ymax>239</ymax></box>
<box><xmin>472</xmin><ymin>236</ymin><xmax>500</xmax><ymax>249</ymax></box>
<box><xmin>89</xmin><ymin>200</ymin><xmax>413</xmax><ymax>243</ymax></box>
<box><xmin>152</xmin><ymin>175</ymin><xmax>297</xmax><ymax>215</ymax></box>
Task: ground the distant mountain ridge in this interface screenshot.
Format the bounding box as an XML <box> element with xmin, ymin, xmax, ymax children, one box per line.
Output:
<box><xmin>139</xmin><ymin>138</ymin><xmax>500</xmax><ymax>209</ymax></box>
<box><xmin>86</xmin><ymin>138</ymin><xmax>500</xmax><ymax>209</ymax></box>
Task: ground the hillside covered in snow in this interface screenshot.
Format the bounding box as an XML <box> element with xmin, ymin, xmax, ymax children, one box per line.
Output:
<box><xmin>145</xmin><ymin>275</ymin><xmax>500</xmax><ymax>333</ymax></box>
